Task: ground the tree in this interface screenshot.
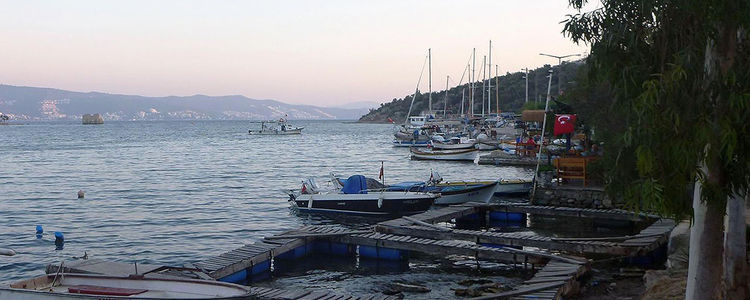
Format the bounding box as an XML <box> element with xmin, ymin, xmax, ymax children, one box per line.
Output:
<box><xmin>563</xmin><ymin>1</ymin><xmax>749</xmax><ymax>299</ymax></box>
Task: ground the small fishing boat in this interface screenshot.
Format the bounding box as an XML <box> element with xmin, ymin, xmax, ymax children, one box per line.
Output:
<box><xmin>494</xmin><ymin>179</ymin><xmax>533</xmax><ymax>196</ymax></box>
<box><xmin>1</xmin><ymin>273</ymin><xmax>252</xmax><ymax>299</ymax></box>
<box><xmin>248</xmin><ymin>118</ymin><xmax>303</xmax><ymax>135</ymax></box>
<box><xmin>475</xmin><ymin>140</ymin><xmax>499</xmax><ymax>151</ymax></box>
<box><xmin>388</xmin><ymin>181</ymin><xmax>498</xmax><ymax>205</ymax></box>
<box><xmin>410</xmin><ymin>147</ymin><xmax>478</xmax><ymax>161</ymax></box>
<box><xmin>288</xmin><ymin>175</ymin><xmax>437</xmax><ymax>215</ymax></box>
<box><xmin>392</xmin><ymin>139</ymin><xmax>430</xmax><ymax>147</ymax></box>
<box><xmin>431</xmin><ymin>137</ymin><xmax>477</xmax><ymax>150</ymax></box>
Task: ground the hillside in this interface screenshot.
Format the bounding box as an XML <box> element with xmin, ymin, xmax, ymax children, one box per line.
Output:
<box><xmin>359</xmin><ymin>61</ymin><xmax>583</xmax><ymax>123</ymax></box>
<box><xmin>0</xmin><ymin>85</ymin><xmax>368</xmax><ymax>121</ymax></box>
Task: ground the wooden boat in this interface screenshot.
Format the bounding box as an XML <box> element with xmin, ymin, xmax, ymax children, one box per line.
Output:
<box><xmin>475</xmin><ymin>140</ymin><xmax>500</xmax><ymax>151</ymax></box>
<box><xmin>494</xmin><ymin>179</ymin><xmax>533</xmax><ymax>196</ymax></box>
<box><xmin>288</xmin><ymin>175</ymin><xmax>436</xmax><ymax>215</ymax></box>
<box><xmin>388</xmin><ymin>181</ymin><xmax>499</xmax><ymax>205</ymax></box>
<box><xmin>431</xmin><ymin>138</ymin><xmax>477</xmax><ymax>150</ymax></box>
<box><xmin>1</xmin><ymin>273</ymin><xmax>252</xmax><ymax>299</ymax></box>
<box><xmin>392</xmin><ymin>139</ymin><xmax>430</xmax><ymax>147</ymax></box>
<box><xmin>410</xmin><ymin>147</ymin><xmax>478</xmax><ymax>161</ymax></box>
<box><xmin>248</xmin><ymin>119</ymin><xmax>303</xmax><ymax>135</ymax></box>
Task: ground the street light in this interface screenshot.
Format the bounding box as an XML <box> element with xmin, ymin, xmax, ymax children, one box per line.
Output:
<box><xmin>539</xmin><ymin>53</ymin><xmax>581</xmax><ymax>95</ymax></box>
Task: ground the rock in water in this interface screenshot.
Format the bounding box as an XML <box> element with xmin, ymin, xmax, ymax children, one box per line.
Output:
<box><xmin>77</xmin><ymin>190</ymin><xmax>85</xmax><ymax>199</ymax></box>
<box><xmin>82</xmin><ymin>113</ymin><xmax>104</xmax><ymax>124</ymax></box>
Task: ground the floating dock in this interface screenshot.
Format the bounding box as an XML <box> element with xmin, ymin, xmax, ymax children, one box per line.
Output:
<box><xmin>44</xmin><ymin>202</ymin><xmax>674</xmax><ymax>299</ymax></box>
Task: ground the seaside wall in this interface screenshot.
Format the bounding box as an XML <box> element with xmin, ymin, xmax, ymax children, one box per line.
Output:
<box><xmin>532</xmin><ymin>186</ymin><xmax>622</xmax><ymax>209</ymax></box>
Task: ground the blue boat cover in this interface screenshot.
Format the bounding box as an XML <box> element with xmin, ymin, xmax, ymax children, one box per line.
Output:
<box><xmin>387</xmin><ymin>181</ymin><xmax>425</xmax><ymax>191</ymax></box>
<box><xmin>342</xmin><ymin>175</ymin><xmax>368</xmax><ymax>194</ymax></box>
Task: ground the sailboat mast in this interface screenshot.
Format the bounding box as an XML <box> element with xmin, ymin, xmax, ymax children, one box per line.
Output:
<box><xmin>428</xmin><ymin>48</ymin><xmax>432</xmax><ymax>114</ymax></box>
<box><xmin>471</xmin><ymin>48</ymin><xmax>475</xmax><ymax>117</ymax></box>
<box><xmin>443</xmin><ymin>76</ymin><xmax>448</xmax><ymax>117</ymax></box>
<box><xmin>481</xmin><ymin>55</ymin><xmax>486</xmax><ymax>117</ymax></box>
<box><xmin>404</xmin><ymin>54</ymin><xmax>429</xmax><ymax>125</ymax></box>
<box><xmin>488</xmin><ymin>40</ymin><xmax>492</xmax><ymax>116</ymax></box>
<box><xmin>495</xmin><ymin>64</ymin><xmax>499</xmax><ymax>114</ymax></box>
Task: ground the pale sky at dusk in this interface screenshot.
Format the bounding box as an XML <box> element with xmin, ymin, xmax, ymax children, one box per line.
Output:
<box><xmin>0</xmin><ymin>0</ymin><xmax>592</xmax><ymax>107</ymax></box>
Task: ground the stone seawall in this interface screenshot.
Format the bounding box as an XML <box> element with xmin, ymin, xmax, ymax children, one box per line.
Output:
<box><xmin>533</xmin><ymin>186</ymin><xmax>622</xmax><ymax>209</ymax></box>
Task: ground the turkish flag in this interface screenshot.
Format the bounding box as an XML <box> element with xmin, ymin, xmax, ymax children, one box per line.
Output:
<box><xmin>553</xmin><ymin>114</ymin><xmax>577</xmax><ymax>136</ymax></box>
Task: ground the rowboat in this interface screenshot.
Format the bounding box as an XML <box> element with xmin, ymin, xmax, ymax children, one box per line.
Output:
<box><xmin>410</xmin><ymin>148</ymin><xmax>479</xmax><ymax>161</ymax></box>
<box><xmin>288</xmin><ymin>175</ymin><xmax>436</xmax><ymax>215</ymax></box>
<box><xmin>388</xmin><ymin>181</ymin><xmax>498</xmax><ymax>205</ymax></box>
<box><xmin>392</xmin><ymin>139</ymin><xmax>430</xmax><ymax>147</ymax></box>
<box><xmin>494</xmin><ymin>179</ymin><xmax>533</xmax><ymax>196</ymax></box>
<box><xmin>431</xmin><ymin>138</ymin><xmax>477</xmax><ymax>150</ymax></box>
<box><xmin>475</xmin><ymin>140</ymin><xmax>500</xmax><ymax>151</ymax></box>
<box><xmin>1</xmin><ymin>273</ymin><xmax>252</xmax><ymax>299</ymax></box>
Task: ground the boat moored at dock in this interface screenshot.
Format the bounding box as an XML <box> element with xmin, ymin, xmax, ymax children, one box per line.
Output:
<box><xmin>410</xmin><ymin>147</ymin><xmax>479</xmax><ymax>161</ymax></box>
<box><xmin>288</xmin><ymin>175</ymin><xmax>437</xmax><ymax>215</ymax></box>
<box><xmin>1</xmin><ymin>273</ymin><xmax>252</xmax><ymax>299</ymax></box>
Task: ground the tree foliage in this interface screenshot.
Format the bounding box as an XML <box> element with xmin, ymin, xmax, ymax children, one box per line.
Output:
<box><xmin>563</xmin><ymin>0</ymin><xmax>750</xmax><ymax>218</ymax></box>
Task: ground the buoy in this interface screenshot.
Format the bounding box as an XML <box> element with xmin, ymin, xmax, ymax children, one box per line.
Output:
<box><xmin>54</xmin><ymin>232</ymin><xmax>64</xmax><ymax>250</ymax></box>
<box><xmin>0</xmin><ymin>249</ymin><xmax>15</xmax><ymax>256</ymax></box>
<box><xmin>77</xmin><ymin>190</ymin><xmax>85</xmax><ymax>199</ymax></box>
<box><xmin>36</xmin><ymin>225</ymin><xmax>44</xmax><ymax>239</ymax></box>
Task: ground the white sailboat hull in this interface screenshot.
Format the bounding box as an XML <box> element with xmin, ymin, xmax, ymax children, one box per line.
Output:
<box><xmin>248</xmin><ymin>128</ymin><xmax>303</xmax><ymax>135</ymax></box>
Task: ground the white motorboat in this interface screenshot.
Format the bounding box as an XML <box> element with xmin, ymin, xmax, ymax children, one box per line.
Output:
<box><xmin>248</xmin><ymin>119</ymin><xmax>303</xmax><ymax>135</ymax></box>
<box><xmin>288</xmin><ymin>175</ymin><xmax>437</xmax><ymax>215</ymax></box>
<box><xmin>410</xmin><ymin>148</ymin><xmax>479</xmax><ymax>161</ymax></box>
<box><xmin>1</xmin><ymin>273</ymin><xmax>252</xmax><ymax>299</ymax></box>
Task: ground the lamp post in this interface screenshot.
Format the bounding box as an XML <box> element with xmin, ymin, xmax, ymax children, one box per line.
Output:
<box><xmin>539</xmin><ymin>53</ymin><xmax>581</xmax><ymax>95</ymax></box>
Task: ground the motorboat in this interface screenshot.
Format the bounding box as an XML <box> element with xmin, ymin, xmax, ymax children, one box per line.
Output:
<box><xmin>392</xmin><ymin>139</ymin><xmax>431</xmax><ymax>147</ymax></box>
<box><xmin>248</xmin><ymin>118</ymin><xmax>303</xmax><ymax>135</ymax></box>
<box><xmin>1</xmin><ymin>273</ymin><xmax>252</xmax><ymax>299</ymax></box>
<box><xmin>410</xmin><ymin>147</ymin><xmax>479</xmax><ymax>161</ymax></box>
<box><xmin>288</xmin><ymin>175</ymin><xmax>437</xmax><ymax>215</ymax></box>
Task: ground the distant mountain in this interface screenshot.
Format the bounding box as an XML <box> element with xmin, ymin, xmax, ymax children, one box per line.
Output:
<box><xmin>0</xmin><ymin>84</ymin><xmax>369</xmax><ymax>121</ymax></box>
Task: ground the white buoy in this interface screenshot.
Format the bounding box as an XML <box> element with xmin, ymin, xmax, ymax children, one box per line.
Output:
<box><xmin>0</xmin><ymin>248</ymin><xmax>16</xmax><ymax>256</ymax></box>
<box><xmin>77</xmin><ymin>190</ymin><xmax>85</xmax><ymax>199</ymax></box>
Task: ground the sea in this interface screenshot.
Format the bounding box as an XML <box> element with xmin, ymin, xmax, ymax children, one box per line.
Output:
<box><xmin>0</xmin><ymin>120</ymin><xmax>618</xmax><ymax>298</ymax></box>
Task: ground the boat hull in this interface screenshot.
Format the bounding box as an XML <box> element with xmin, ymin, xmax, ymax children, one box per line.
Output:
<box><xmin>392</xmin><ymin>140</ymin><xmax>430</xmax><ymax>147</ymax></box>
<box><xmin>2</xmin><ymin>273</ymin><xmax>252</xmax><ymax>299</ymax></box>
<box><xmin>434</xmin><ymin>182</ymin><xmax>498</xmax><ymax>205</ymax></box>
<box><xmin>432</xmin><ymin>142</ymin><xmax>477</xmax><ymax>150</ymax></box>
<box><xmin>248</xmin><ymin>128</ymin><xmax>303</xmax><ymax>135</ymax></box>
<box><xmin>292</xmin><ymin>192</ymin><xmax>435</xmax><ymax>215</ymax></box>
<box><xmin>410</xmin><ymin>148</ymin><xmax>478</xmax><ymax>161</ymax></box>
<box><xmin>494</xmin><ymin>180</ymin><xmax>533</xmax><ymax>196</ymax></box>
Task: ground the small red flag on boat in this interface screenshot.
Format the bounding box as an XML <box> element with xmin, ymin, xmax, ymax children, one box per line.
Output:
<box><xmin>379</xmin><ymin>162</ymin><xmax>384</xmax><ymax>181</ymax></box>
<box><xmin>553</xmin><ymin>114</ymin><xmax>577</xmax><ymax>136</ymax></box>
<box><xmin>301</xmin><ymin>183</ymin><xmax>307</xmax><ymax>194</ymax></box>
<box><xmin>387</xmin><ymin>117</ymin><xmax>394</xmax><ymax>123</ymax></box>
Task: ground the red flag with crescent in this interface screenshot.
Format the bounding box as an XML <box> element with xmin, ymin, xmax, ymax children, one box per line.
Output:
<box><xmin>553</xmin><ymin>114</ymin><xmax>577</xmax><ymax>136</ymax></box>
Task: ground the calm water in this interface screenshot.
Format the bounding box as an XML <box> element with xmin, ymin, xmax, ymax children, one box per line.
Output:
<box><xmin>0</xmin><ymin>120</ymin><xmax>533</xmax><ymax>288</ymax></box>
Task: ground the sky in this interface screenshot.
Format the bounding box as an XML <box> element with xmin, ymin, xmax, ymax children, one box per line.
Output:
<box><xmin>0</xmin><ymin>0</ymin><xmax>593</xmax><ymax>107</ymax></box>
